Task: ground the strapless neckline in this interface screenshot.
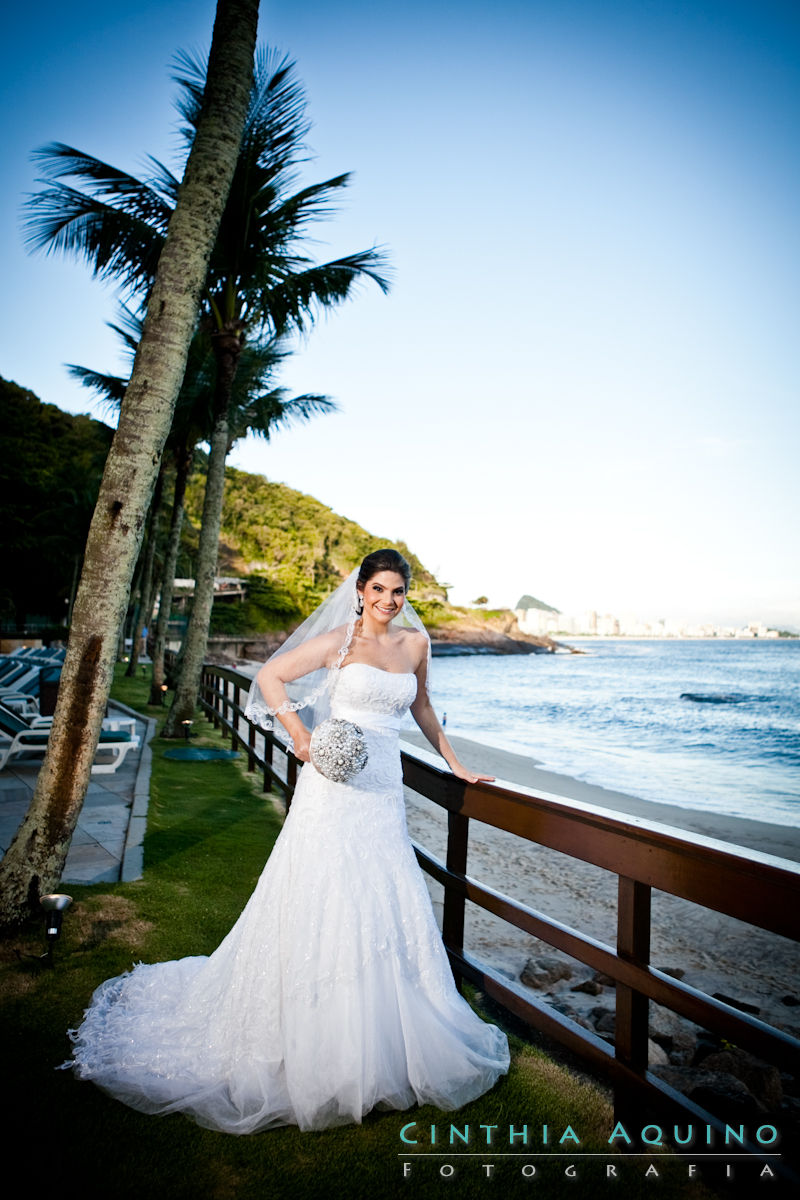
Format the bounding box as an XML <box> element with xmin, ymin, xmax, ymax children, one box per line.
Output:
<box><xmin>340</xmin><ymin>661</ymin><xmax>415</xmax><ymax>679</ymax></box>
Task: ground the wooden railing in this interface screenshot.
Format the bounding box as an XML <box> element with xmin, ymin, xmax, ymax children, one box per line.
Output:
<box><xmin>197</xmin><ymin>663</ymin><xmax>800</xmax><ymax>1170</ymax></box>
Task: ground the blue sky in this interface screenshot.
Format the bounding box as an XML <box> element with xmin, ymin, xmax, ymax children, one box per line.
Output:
<box><xmin>2</xmin><ymin>1</ymin><xmax>798</xmax><ymax>626</ymax></box>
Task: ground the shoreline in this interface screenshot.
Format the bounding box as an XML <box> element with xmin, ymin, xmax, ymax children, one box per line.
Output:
<box><xmin>400</xmin><ymin>727</ymin><xmax>800</xmax><ymax>863</ymax></box>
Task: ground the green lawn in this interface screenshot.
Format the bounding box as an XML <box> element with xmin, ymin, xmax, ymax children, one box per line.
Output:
<box><xmin>0</xmin><ymin>666</ymin><xmax>715</xmax><ymax>1200</ymax></box>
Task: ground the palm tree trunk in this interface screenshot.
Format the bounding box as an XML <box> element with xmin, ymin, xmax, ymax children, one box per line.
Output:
<box><xmin>122</xmin><ymin>546</ymin><xmax>146</xmax><ymax>658</ymax></box>
<box><xmin>162</xmin><ymin>337</ymin><xmax>240</xmax><ymax>735</ymax></box>
<box><xmin>126</xmin><ymin>467</ymin><xmax>165</xmax><ymax>675</ymax></box>
<box><xmin>66</xmin><ymin>554</ymin><xmax>80</xmax><ymax>628</ymax></box>
<box><xmin>0</xmin><ymin>0</ymin><xmax>259</xmax><ymax>928</ymax></box>
<box><xmin>149</xmin><ymin>446</ymin><xmax>191</xmax><ymax>704</ymax></box>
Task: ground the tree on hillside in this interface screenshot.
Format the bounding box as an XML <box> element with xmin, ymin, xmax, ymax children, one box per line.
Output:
<box><xmin>23</xmin><ymin>47</ymin><xmax>390</xmax><ymax>738</ymax></box>
<box><xmin>0</xmin><ymin>0</ymin><xmax>260</xmax><ymax>928</ymax></box>
<box><xmin>165</xmin><ymin>335</ymin><xmax>336</xmax><ymax>724</ymax></box>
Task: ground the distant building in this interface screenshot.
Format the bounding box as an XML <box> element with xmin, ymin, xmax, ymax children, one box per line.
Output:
<box><xmin>159</xmin><ymin>577</ymin><xmax>247</xmax><ymax>616</ymax></box>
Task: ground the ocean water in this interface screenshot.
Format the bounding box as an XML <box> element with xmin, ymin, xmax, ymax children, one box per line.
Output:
<box><xmin>422</xmin><ymin>639</ymin><xmax>800</xmax><ymax>827</ymax></box>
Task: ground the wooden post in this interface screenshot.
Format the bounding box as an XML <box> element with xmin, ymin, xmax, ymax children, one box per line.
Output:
<box><xmin>247</xmin><ymin>720</ymin><xmax>256</xmax><ymax>772</ymax></box>
<box><xmin>615</xmin><ymin>875</ymin><xmax>651</xmax><ymax>1123</ymax></box>
<box><xmin>212</xmin><ymin>671</ymin><xmax>221</xmax><ymax>729</ymax></box>
<box><xmin>263</xmin><ymin>734</ymin><xmax>273</xmax><ymax>792</ymax></box>
<box><xmin>442</xmin><ymin>809</ymin><xmax>470</xmax><ymax>992</ymax></box>
<box><xmin>230</xmin><ymin>682</ymin><xmax>238</xmax><ymax>751</ymax></box>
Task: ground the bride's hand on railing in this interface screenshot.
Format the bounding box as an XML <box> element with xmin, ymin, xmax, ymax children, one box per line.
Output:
<box><xmin>451</xmin><ymin>762</ymin><xmax>495</xmax><ymax>785</ymax></box>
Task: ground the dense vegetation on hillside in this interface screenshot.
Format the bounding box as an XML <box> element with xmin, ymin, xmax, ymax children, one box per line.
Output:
<box><xmin>0</xmin><ymin>381</ymin><xmax>447</xmax><ymax>633</ymax></box>
<box><xmin>182</xmin><ymin>463</ymin><xmax>446</xmax><ymax>632</ymax></box>
<box><xmin>2</xmin><ymin>385</ymin><xmax>525</xmax><ymax>643</ymax></box>
<box><xmin>0</xmin><ymin>378</ymin><xmax>113</xmax><ymax>628</ymax></box>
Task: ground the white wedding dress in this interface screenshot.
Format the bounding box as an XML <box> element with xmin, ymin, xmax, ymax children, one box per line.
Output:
<box><xmin>62</xmin><ymin>662</ymin><xmax>510</xmax><ymax>1133</ymax></box>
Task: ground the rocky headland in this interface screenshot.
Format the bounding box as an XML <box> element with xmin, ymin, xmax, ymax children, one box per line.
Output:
<box><xmin>426</xmin><ymin>608</ymin><xmax>575</xmax><ymax>656</ymax></box>
<box><xmin>204</xmin><ymin>608</ymin><xmax>574</xmax><ymax>666</ymax></box>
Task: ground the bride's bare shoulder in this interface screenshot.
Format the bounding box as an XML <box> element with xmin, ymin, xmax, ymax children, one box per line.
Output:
<box><xmin>317</xmin><ymin>624</ymin><xmax>352</xmax><ymax>658</ymax></box>
<box><xmin>396</xmin><ymin>627</ymin><xmax>428</xmax><ymax>667</ymax></box>
<box><xmin>402</xmin><ymin>628</ymin><xmax>428</xmax><ymax>645</ymax></box>
<box><xmin>274</xmin><ymin>625</ymin><xmax>351</xmax><ymax>671</ymax></box>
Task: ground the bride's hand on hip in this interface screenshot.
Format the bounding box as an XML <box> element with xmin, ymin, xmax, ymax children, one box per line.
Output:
<box><xmin>292</xmin><ymin>729</ymin><xmax>312</xmax><ymax>762</ymax></box>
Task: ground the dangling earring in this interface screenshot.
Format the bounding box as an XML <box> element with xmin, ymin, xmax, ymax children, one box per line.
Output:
<box><xmin>356</xmin><ymin>593</ymin><xmax>364</xmax><ymax>615</ymax></box>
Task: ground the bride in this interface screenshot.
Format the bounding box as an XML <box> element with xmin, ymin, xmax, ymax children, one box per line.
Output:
<box><xmin>62</xmin><ymin>549</ymin><xmax>510</xmax><ymax>1133</ymax></box>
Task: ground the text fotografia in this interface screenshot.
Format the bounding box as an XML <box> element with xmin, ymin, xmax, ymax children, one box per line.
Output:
<box><xmin>398</xmin><ymin>1123</ymin><xmax>783</xmax><ymax>1182</ymax></box>
<box><xmin>400</xmin><ymin>1161</ymin><xmax>781</xmax><ymax>1182</ymax></box>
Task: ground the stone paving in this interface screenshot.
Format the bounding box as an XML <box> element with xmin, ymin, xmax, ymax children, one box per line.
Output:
<box><xmin>0</xmin><ymin>700</ymin><xmax>156</xmax><ymax>885</ymax></box>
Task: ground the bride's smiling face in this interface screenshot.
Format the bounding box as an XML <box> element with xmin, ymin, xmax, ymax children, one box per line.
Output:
<box><xmin>358</xmin><ymin>571</ymin><xmax>407</xmax><ymax>624</ymax></box>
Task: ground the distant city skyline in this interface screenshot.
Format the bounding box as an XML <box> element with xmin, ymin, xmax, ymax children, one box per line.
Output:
<box><xmin>1</xmin><ymin>1</ymin><xmax>797</xmax><ymax>631</ymax></box>
<box><xmin>514</xmin><ymin>599</ymin><xmax>790</xmax><ymax>639</ymax></box>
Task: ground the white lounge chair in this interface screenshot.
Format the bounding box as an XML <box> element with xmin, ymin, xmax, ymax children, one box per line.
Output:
<box><xmin>0</xmin><ymin>703</ymin><xmax>140</xmax><ymax>774</ymax></box>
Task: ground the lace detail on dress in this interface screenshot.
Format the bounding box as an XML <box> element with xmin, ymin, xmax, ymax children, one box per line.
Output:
<box><xmin>330</xmin><ymin>661</ymin><xmax>417</xmax><ymax>717</ymax></box>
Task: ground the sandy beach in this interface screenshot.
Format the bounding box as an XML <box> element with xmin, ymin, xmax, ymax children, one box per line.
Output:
<box><xmin>399</xmin><ymin>728</ymin><xmax>800</xmax><ymax>1043</ymax></box>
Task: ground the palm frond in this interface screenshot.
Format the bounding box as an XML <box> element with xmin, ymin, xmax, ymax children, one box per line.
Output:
<box><xmin>253</xmin><ymin>173</ymin><xmax>353</xmax><ymax>240</ymax></box>
<box><xmin>229</xmin><ymin>388</ymin><xmax>337</xmax><ymax>445</ymax></box>
<box><xmin>23</xmin><ymin>45</ymin><xmax>393</xmax><ymax>411</ymax></box>
<box><xmin>142</xmin><ymin>155</ymin><xmax>181</xmax><ymax>204</ymax></box>
<box><xmin>244</xmin><ymin>49</ymin><xmax>310</xmax><ymax>166</ymax></box>
<box><xmin>173</xmin><ymin>45</ymin><xmax>310</xmax><ymax>171</ymax></box>
<box><xmin>102</xmin><ymin>303</ymin><xmax>145</xmax><ymax>363</ymax></box>
<box><xmin>30</xmin><ymin>143</ymin><xmax>175</xmax><ymax>211</ymax></box>
<box><xmin>170</xmin><ymin>47</ymin><xmax>208</xmax><ymax>141</ymax></box>
<box><xmin>270</xmin><ymin>392</ymin><xmax>338</xmax><ymax>426</ymax></box>
<box><xmin>23</xmin><ymin>183</ymin><xmax>164</xmax><ymax>292</ymax></box>
<box><xmin>65</xmin><ymin>364</ymin><xmax>128</xmax><ymax>414</ymax></box>
<box><xmin>250</xmin><ymin>248</ymin><xmax>392</xmax><ymax>336</ymax></box>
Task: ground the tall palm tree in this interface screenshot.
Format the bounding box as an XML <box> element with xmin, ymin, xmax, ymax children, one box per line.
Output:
<box><xmin>0</xmin><ymin>0</ymin><xmax>260</xmax><ymax>928</ymax></box>
<box><xmin>68</xmin><ymin>306</ymin><xmax>168</xmax><ymax>677</ymax></box>
<box><xmin>24</xmin><ymin>47</ymin><xmax>390</xmax><ymax>736</ymax></box>
<box><xmin>69</xmin><ymin>308</ymin><xmax>212</xmax><ymax>688</ymax></box>
<box><xmin>161</xmin><ymin>51</ymin><xmax>390</xmax><ymax>733</ymax></box>
<box><xmin>168</xmin><ymin>334</ymin><xmax>337</xmax><ymax>726</ymax></box>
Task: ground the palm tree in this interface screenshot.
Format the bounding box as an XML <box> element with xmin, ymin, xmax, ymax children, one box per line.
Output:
<box><xmin>72</xmin><ymin>323</ymin><xmax>337</xmax><ymax>703</ymax></box>
<box><xmin>0</xmin><ymin>0</ymin><xmax>260</xmax><ymax>928</ymax></box>
<box><xmin>68</xmin><ymin>308</ymin><xmax>169</xmax><ymax>677</ymax></box>
<box><xmin>68</xmin><ymin>310</ymin><xmax>211</xmax><ymax>692</ymax></box>
<box><xmin>168</xmin><ymin>334</ymin><xmax>337</xmax><ymax>724</ymax></box>
<box><xmin>24</xmin><ymin>47</ymin><xmax>390</xmax><ymax>737</ymax></box>
<box><xmin>161</xmin><ymin>51</ymin><xmax>390</xmax><ymax>734</ymax></box>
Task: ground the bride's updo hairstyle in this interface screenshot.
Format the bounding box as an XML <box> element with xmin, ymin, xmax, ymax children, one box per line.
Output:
<box><xmin>357</xmin><ymin>549</ymin><xmax>411</xmax><ymax>593</ymax></box>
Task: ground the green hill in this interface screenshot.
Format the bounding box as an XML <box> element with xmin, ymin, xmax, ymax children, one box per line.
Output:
<box><xmin>1</xmin><ymin>383</ymin><xmax>545</xmax><ymax>650</ymax></box>
<box><xmin>516</xmin><ymin>593</ymin><xmax>560</xmax><ymax>614</ymax></box>
<box><xmin>181</xmin><ymin>463</ymin><xmax>555</xmax><ymax>651</ymax></box>
<box><xmin>181</xmin><ymin>461</ymin><xmax>451</xmax><ymax>634</ymax></box>
<box><xmin>0</xmin><ymin>377</ymin><xmax>113</xmax><ymax>629</ymax></box>
<box><xmin>183</xmin><ymin>462</ymin><xmax>444</xmax><ymax>609</ymax></box>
